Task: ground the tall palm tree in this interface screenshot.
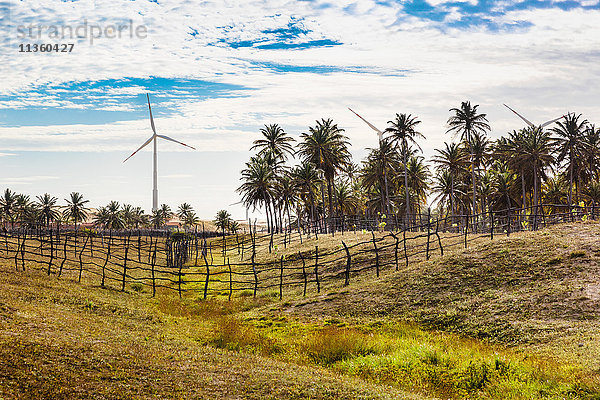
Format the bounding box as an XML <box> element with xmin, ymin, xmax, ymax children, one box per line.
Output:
<box><xmin>250</xmin><ymin>124</ymin><xmax>295</xmax><ymax>162</ymax></box>
<box><xmin>552</xmin><ymin>112</ymin><xmax>589</xmax><ymax>206</ymax></box>
<box><xmin>432</xmin><ymin>142</ymin><xmax>468</xmax><ymax>222</ymax></box>
<box><xmin>385</xmin><ymin>113</ymin><xmax>423</xmax><ymax>227</ymax></box>
<box><xmin>447</xmin><ymin>101</ymin><xmax>491</xmax><ymax>216</ymax></box>
<box><xmin>35</xmin><ymin>193</ymin><xmax>59</xmax><ymax>228</ymax></box>
<box><xmin>299</xmin><ymin>118</ymin><xmax>351</xmax><ymax>232</ymax></box>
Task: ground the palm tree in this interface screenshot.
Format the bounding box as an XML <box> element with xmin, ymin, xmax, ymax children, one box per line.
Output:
<box><xmin>432</xmin><ymin>142</ymin><xmax>468</xmax><ymax>222</ymax></box>
<box><xmin>520</xmin><ymin>127</ymin><xmax>555</xmax><ymax>215</ymax></box>
<box><xmin>237</xmin><ymin>155</ymin><xmax>276</xmax><ymax>232</ymax></box>
<box><xmin>447</xmin><ymin>101</ymin><xmax>491</xmax><ymax>217</ymax></box>
<box><xmin>291</xmin><ymin>161</ymin><xmax>323</xmax><ymax>229</ymax></box>
<box><xmin>552</xmin><ymin>113</ymin><xmax>589</xmax><ymax>205</ymax></box>
<box><xmin>214</xmin><ymin>209</ymin><xmax>231</xmax><ymax>238</ymax></box>
<box><xmin>0</xmin><ymin>189</ymin><xmax>18</xmax><ymax>228</ymax></box>
<box><xmin>105</xmin><ymin>201</ymin><xmax>124</xmax><ymax>230</ymax></box>
<box><xmin>299</xmin><ymin>118</ymin><xmax>351</xmax><ymax>232</ymax></box>
<box><xmin>405</xmin><ymin>155</ymin><xmax>430</xmax><ymax>219</ymax></box>
<box><xmin>361</xmin><ymin>138</ymin><xmax>400</xmax><ymax>215</ymax></box>
<box><xmin>63</xmin><ymin>192</ymin><xmax>90</xmax><ymax>254</ymax></box>
<box><xmin>385</xmin><ymin>113</ymin><xmax>424</xmax><ymax>227</ymax></box>
<box><xmin>63</xmin><ymin>192</ymin><xmax>89</xmax><ymax>229</ymax></box>
<box><xmin>250</xmin><ymin>124</ymin><xmax>295</xmax><ymax>162</ymax></box>
<box><xmin>582</xmin><ymin>124</ymin><xmax>600</xmax><ymax>183</ymax></box>
<box><xmin>34</xmin><ymin>193</ymin><xmax>59</xmax><ymax>228</ymax></box>
<box><xmin>151</xmin><ymin>204</ymin><xmax>172</xmax><ymax>228</ymax></box>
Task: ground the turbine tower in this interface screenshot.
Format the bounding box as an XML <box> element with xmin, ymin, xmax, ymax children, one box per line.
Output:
<box><xmin>124</xmin><ymin>94</ymin><xmax>196</xmax><ymax>212</ymax></box>
<box><xmin>503</xmin><ymin>104</ymin><xmax>565</xmax><ymax>129</ymax></box>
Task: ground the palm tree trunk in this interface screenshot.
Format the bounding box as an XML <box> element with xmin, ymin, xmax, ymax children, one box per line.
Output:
<box><xmin>450</xmin><ymin>174</ymin><xmax>455</xmax><ymax>230</ymax></box>
<box><xmin>327</xmin><ymin>178</ymin><xmax>334</xmax><ymax>233</ymax></box>
<box><xmin>403</xmin><ymin>142</ymin><xmax>411</xmax><ymax>229</ymax></box>
<box><xmin>320</xmin><ymin>183</ymin><xmax>327</xmax><ymax>233</ymax></box>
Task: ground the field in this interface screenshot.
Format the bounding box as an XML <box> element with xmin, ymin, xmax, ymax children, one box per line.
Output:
<box><xmin>2</xmin><ymin>223</ymin><xmax>600</xmax><ymax>398</ymax></box>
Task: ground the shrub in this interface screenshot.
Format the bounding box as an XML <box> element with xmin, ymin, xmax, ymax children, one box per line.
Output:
<box><xmin>302</xmin><ymin>326</ymin><xmax>380</xmax><ymax>365</ymax></box>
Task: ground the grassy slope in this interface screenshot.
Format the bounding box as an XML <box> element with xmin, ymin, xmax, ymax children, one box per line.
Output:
<box><xmin>0</xmin><ymin>264</ymin><xmax>422</xmax><ymax>399</ymax></box>
<box><xmin>279</xmin><ymin>222</ymin><xmax>600</xmax><ymax>369</ymax></box>
<box><xmin>4</xmin><ymin>222</ymin><xmax>600</xmax><ymax>399</ymax></box>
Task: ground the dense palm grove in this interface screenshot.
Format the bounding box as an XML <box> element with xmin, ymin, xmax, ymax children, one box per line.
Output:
<box><xmin>237</xmin><ymin>101</ymin><xmax>600</xmax><ymax>233</ymax></box>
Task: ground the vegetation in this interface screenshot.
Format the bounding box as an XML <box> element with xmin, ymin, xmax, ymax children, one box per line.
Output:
<box><xmin>236</xmin><ymin>103</ymin><xmax>600</xmax><ymax>234</ymax></box>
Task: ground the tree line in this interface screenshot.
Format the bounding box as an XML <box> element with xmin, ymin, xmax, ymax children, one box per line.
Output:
<box><xmin>0</xmin><ymin>191</ymin><xmax>205</xmax><ymax>231</ymax></box>
<box><xmin>237</xmin><ymin>101</ymin><xmax>600</xmax><ymax>233</ymax></box>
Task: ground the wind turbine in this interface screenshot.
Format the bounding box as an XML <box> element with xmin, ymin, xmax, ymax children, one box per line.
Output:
<box><xmin>347</xmin><ymin>107</ymin><xmax>391</xmax><ymax>217</ymax></box>
<box><xmin>124</xmin><ymin>94</ymin><xmax>196</xmax><ymax>212</ymax></box>
<box><xmin>503</xmin><ymin>104</ymin><xmax>565</xmax><ymax>129</ymax></box>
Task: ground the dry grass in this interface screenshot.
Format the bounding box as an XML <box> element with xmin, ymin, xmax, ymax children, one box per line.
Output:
<box><xmin>0</xmin><ymin>260</ymin><xmax>424</xmax><ymax>400</ymax></box>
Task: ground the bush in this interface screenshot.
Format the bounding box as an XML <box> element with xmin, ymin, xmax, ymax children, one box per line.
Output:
<box><xmin>302</xmin><ymin>326</ymin><xmax>380</xmax><ymax>365</ymax></box>
<box><xmin>209</xmin><ymin>316</ymin><xmax>282</xmax><ymax>355</ymax></box>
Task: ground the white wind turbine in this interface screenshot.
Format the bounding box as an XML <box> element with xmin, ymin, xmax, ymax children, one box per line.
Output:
<box><xmin>347</xmin><ymin>107</ymin><xmax>392</xmax><ymax>216</ymax></box>
<box><xmin>503</xmin><ymin>104</ymin><xmax>565</xmax><ymax>129</ymax></box>
<box><xmin>124</xmin><ymin>94</ymin><xmax>196</xmax><ymax>212</ymax></box>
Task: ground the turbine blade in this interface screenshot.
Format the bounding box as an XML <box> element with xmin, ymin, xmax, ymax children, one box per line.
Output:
<box><xmin>147</xmin><ymin>94</ymin><xmax>157</xmax><ymax>135</ymax></box>
<box><xmin>503</xmin><ymin>104</ymin><xmax>535</xmax><ymax>128</ymax></box>
<box><xmin>540</xmin><ymin>115</ymin><xmax>566</xmax><ymax>128</ymax></box>
<box><xmin>348</xmin><ymin>107</ymin><xmax>384</xmax><ymax>140</ymax></box>
<box><xmin>123</xmin><ymin>135</ymin><xmax>155</xmax><ymax>163</ymax></box>
<box><xmin>157</xmin><ymin>134</ymin><xmax>196</xmax><ymax>150</ymax></box>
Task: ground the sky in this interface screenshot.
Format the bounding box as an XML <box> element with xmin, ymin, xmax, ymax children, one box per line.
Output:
<box><xmin>0</xmin><ymin>0</ymin><xmax>599</xmax><ymax>220</ymax></box>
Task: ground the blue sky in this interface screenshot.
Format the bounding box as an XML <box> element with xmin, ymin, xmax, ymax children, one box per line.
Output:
<box><xmin>1</xmin><ymin>0</ymin><xmax>599</xmax><ymax>219</ymax></box>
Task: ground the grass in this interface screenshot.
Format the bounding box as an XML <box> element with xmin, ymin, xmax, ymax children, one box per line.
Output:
<box><xmin>3</xmin><ymin>221</ymin><xmax>600</xmax><ymax>398</ymax></box>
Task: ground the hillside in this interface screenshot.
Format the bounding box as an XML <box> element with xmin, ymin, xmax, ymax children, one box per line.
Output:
<box><xmin>0</xmin><ymin>261</ymin><xmax>422</xmax><ymax>399</ymax></box>
<box><xmin>2</xmin><ymin>222</ymin><xmax>600</xmax><ymax>399</ymax></box>
<box><xmin>278</xmin><ymin>222</ymin><xmax>600</xmax><ymax>369</ymax></box>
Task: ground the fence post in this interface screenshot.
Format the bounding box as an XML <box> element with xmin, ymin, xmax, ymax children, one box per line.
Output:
<box><xmin>121</xmin><ymin>233</ymin><xmax>130</xmax><ymax>291</ymax></box>
<box><xmin>390</xmin><ymin>233</ymin><xmax>399</xmax><ymax>271</ymax></box>
<box><xmin>101</xmin><ymin>234</ymin><xmax>111</xmax><ymax>288</ymax></box>
<box><xmin>14</xmin><ymin>231</ymin><xmax>20</xmax><ymax>271</ymax></box>
<box><xmin>20</xmin><ymin>231</ymin><xmax>26</xmax><ymax>271</ymax></box>
<box><xmin>490</xmin><ymin>211</ymin><xmax>494</xmax><ymax>240</ymax></box>
<box><xmin>202</xmin><ymin>241</ymin><xmax>210</xmax><ymax>300</ymax></box>
<box><xmin>300</xmin><ymin>251</ymin><xmax>307</xmax><ymax>297</ymax></box>
<box><xmin>47</xmin><ymin>228</ymin><xmax>54</xmax><ymax>275</ymax></box>
<box><xmin>426</xmin><ymin>207</ymin><xmax>431</xmax><ymax>260</ymax></box>
<box><xmin>372</xmin><ymin>231</ymin><xmax>380</xmax><ymax>277</ymax></box>
<box><xmin>464</xmin><ymin>216</ymin><xmax>468</xmax><ymax>249</ymax></box>
<box><xmin>431</xmin><ymin>220</ymin><xmax>441</xmax><ymax>258</ymax></box>
<box><xmin>78</xmin><ymin>234</ymin><xmax>90</xmax><ymax>283</ymax></box>
<box><xmin>178</xmin><ymin>252</ymin><xmax>183</xmax><ymax>299</ymax></box>
<box><xmin>150</xmin><ymin>237</ymin><xmax>157</xmax><ymax>297</ymax></box>
<box><xmin>59</xmin><ymin>234</ymin><xmax>68</xmax><ymax>277</ymax></box>
<box><xmin>314</xmin><ymin>246</ymin><xmax>320</xmax><ymax>293</ymax></box>
<box><xmin>507</xmin><ymin>207</ymin><xmax>511</xmax><ymax>237</ymax></box>
<box><xmin>251</xmin><ymin>226</ymin><xmax>258</xmax><ymax>298</ymax></box>
<box><xmin>403</xmin><ymin>229</ymin><xmax>408</xmax><ymax>268</ymax></box>
<box><xmin>138</xmin><ymin>232</ymin><xmax>141</xmax><ymax>262</ymax></box>
<box><xmin>279</xmin><ymin>255</ymin><xmax>284</xmax><ymax>300</ymax></box>
<box><xmin>228</xmin><ymin>257</ymin><xmax>233</xmax><ymax>302</ymax></box>
<box><xmin>342</xmin><ymin>241</ymin><xmax>351</xmax><ymax>286</ymax></box>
